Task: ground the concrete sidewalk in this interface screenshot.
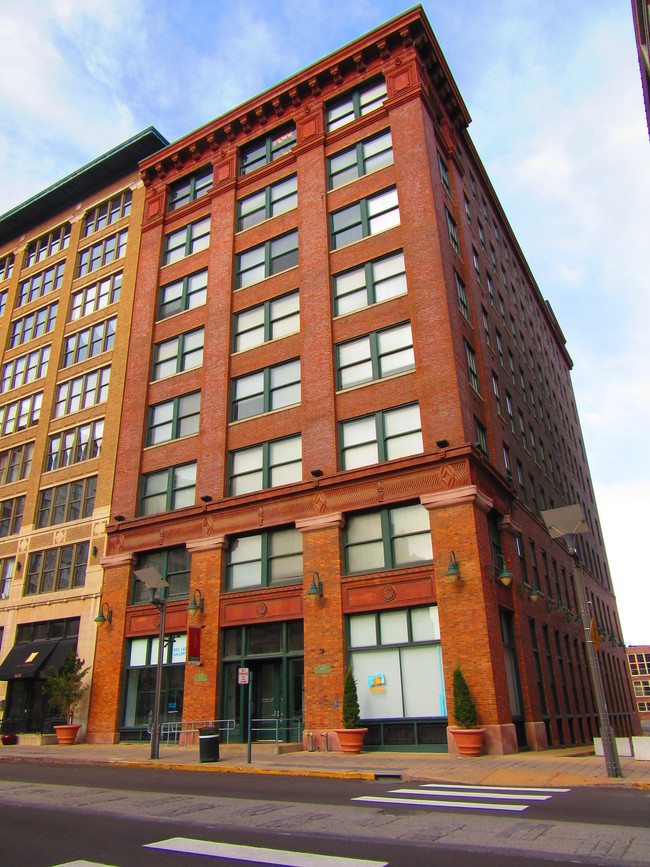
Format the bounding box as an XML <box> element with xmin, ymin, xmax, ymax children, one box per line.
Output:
<box><xmin>2</xmin><ymin>740</ymin><xmax>650</xmax><ymax>789</ymax></box>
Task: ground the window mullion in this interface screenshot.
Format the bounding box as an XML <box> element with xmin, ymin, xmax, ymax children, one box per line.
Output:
<box><xmin>261</xmin><ymin>441</ymin><xmax>271</xmax><ymax>488</ymax></box>
<box><xmin>265</xmin><ymin>186</ymin><xmax>273</xmax><ymax>220</ymax></box>
<box><xmin>261</xmin><ymin>531</ymin><xmax>270</xmax><ymax>587</ymax></box>
<box><xmin>381</xmin><ymin>508</ymin><xmax>392</xmax><ymax>569</ymax></box>
<box><xmin>375</xmin><ymin>410</ymin><xmax>387</xmax><ymax>462</ymax></box>
<box><xmin>352</xmin><ymin>91</ymin><xmax>361</xmax><ymax>120</ymax></box>
<box><xmin>166</xmin><ymin>466</ymin><xmax>174</xmax><ymax>511</ymax></box>
<box><xmin>364</xmin><ymin>262</ymin><xmax>374</xmax><ymax>306</ymax></box>
<box><xmin>356</xmin><ymin>142</ymin><xmax>364</xmax><ymax>175</ymax></box>
<box><xmin>368</xmin><ymin>332</ymin><xmax>380</xmax><ymax>380</ymax></box>
<box><xmin>263</xmin><ymin>299</ymin><xmax>272</xmax><ymax>342</ymax></box>
<box><xmin>171</xmin><ymin>396</ymin><xmax>181</xmax><ymax>439</ymax></box>
<box><xmin>263</xmin><ymin>367</ymin><xmax>272</xmax><ymax>413</ymax></box>
<box><xmin>176</xmin><ymin>335</ymin><xmax>184</xmax><ymax>374</ymax></box>
<box><xmin>264</xmin><ymin>240</ymin><xmax>272</xmax><ymax>280</ymax></box>
<box><xmin>360</xmin><ymin>200</ymin><xmax>370</xmax><ymax>237</ymax></box>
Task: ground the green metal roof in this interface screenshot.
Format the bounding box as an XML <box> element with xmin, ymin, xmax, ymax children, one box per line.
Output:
<box><xmin>0</xmin><ymin>127</ymin><xmax>168</xmax><ymax>246</ymax></box>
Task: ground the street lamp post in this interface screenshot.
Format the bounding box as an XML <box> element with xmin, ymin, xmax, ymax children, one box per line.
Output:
<box><xmin>134</xmin><ymin>567</ymin><xmax>169</xmax><ymax>761</ymax></box>
<box><xmin>541</xmin><ymin>505</ymin><xmax>622</xmax><ymax>778</ymax></box>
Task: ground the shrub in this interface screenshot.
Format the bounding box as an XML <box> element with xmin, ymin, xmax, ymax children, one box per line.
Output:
<box><xmin>342</xmin><ymin>667</ymin><xmax>362</xmax><ymax>729</ymax></box>
<box><xmin>452</xmin><ymin>665</ymin><xmax>478</xmax><ymax>729</ymax></box>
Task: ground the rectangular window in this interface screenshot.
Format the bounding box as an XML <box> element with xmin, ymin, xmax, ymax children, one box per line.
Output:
<box><xmin>54</xmin><ymin>367</ymin><xmax>110</xmax><ymax>417</ymax></box>
<box><xmin>227</xmin><ymin>526</ymin><xmax>303</xmax><ymax>590</ymax></box>
<box><xmin>455</xmin><ymin>271</ymin><xmax>468</xmax><ymax>319</ymax></box>
<box><xmin>492</xmin><ymin>372</ymin><xmax>502</xmax><ymax>415</ymax></box>
<box><xmin>344</xmin><ymin>502</ymin><xmax>433</xmax><ymax>574</ymax></box>
<box><xmin>464</xmin><ymin>340</ymin><xmax>480</xmax><ymax>393</ymax></box>
<box><xmin>46</xmin><ymin>419</ymin><xmax>104</xmax><ymax>471</ymax></box>
<box><xmin>328</xmin><ymin>131</ymin><xmax>393</xmax><ymax>190</ymax></box>
<box><xmin>233</xmin><ymin>290</ymin><xmax>299</xmax><ymax>352</ymax></box>
<box><xmin>140</xmin><ymin>462</ymin><xmax>197</xmax><ymax>516</ymax></box>
<box><xmin>445</xmin><ymin>208</ymin><xmax>459</xmax><ymax>253</ymax></box>
<box><xmin>0</xmin><ymin>442</ymin><xmax>34</xmax><ymax>485</ymax></box>
<box><xmin>325</xmin><ymin>77</ymin><xmax>387</xmax><ymax>131</ymax></box>
<box><xmin>83</xmin><ymin>190</ymin><xmax>132</xmax><ymax>236</ymax></box>
<box><xmin>473</xmin><ymin>247</ymin><xmax>481</xmax><ymax>282</ymax></box>
<box><xmin>236</xmin><ymin>229</ymin><xmax>298</xmax><ymax>288</ymax></box>
<box><xmin>133</xmin><ymin>547</ymin><xmax>191</xmax><ymax>603</ymax></box>
<box><xmin>147</xmin><ymin>391</ymin><xmax>201</xmax><ymax>446</ymax></box>
<box><xmin>0</xmin><ymin>392</ymin><xmax>42</xmax><ymax>435</ymax></box>
<box><xmin>77</xmin><ymin>229</ymin><xmax>128</xmax><ymax>277</ymax></box>
<box><xmin>232</xmin><ymin>358</ymin><xmax>300</xmax><ymax>421</ymax></box>
<box><xmin>157</xmin><ymin>268</ymin><xmax>207</xmax><ymax>320</ymax></box>
<box><xmin>10</xmin><ymin>301</ymin><xmax>58</xmax><ymax>347</ymax></box>
<box><xmin>240</xmin><ymin>124</ymin><xmax>296</xmax><ymax>175</ymax></box>
<box><xmin>336</xmin><ymin>322</ymin><xmax>414</xmax><ymax>390</ymax></box>
<box><xmin>238</xmin><ymin>175</ymin><xmax>297</xmax><ymax>230</ymax></box>
<box><xmin>470</xmin><ymin>412</ymin><xmax>486</xmax><ymax>453</ymax></box>
<box><xmin>340</xmin><ymin>403</ymin><xmax>422</xmax><ymax>470</ymax></box>
<box><xmin>2</xmin><ymin>345</ymin><xmax>50</xmax><ymax>390</ymax></box>
<box><xmin>168</xmin><ymin>165</ymin><xmax>213</xmax><ymax>211</ymax></box>
<box><xmin>0</xmin><ymin>495</ymin><xmax>25</xmax><ymax>537</ymax></box>
<box><xmin>517</xmin><ymin>460</ymin><xmax>527</xmax><ymax>504</ymax></box>
<box><xmin>230</xmin><ymin>434</ymin><xmax>302</xmax><ymax>495</ymax></box>
<box><xmin>36</xmin><ymin>476</ymin><xmax>97</xmax><ymax>528</ymax></box>
<box><xmin>333</xmin><ymin>250</ymin><xmax>406</xmax><ymax>316</ymax></box>
<box><xmin>24</xmin><ymin>223</ymin><xmax>70</xmax><ymax>268</ymax></box>
<box><xmin>0</xmin><ymin>254</ymin><xmax>14</xmax><ymax>282</ymax></box>
<box><xmin>70</xmin><ymin>272</ymin><xmax>122</xmax><ymax>321</ymax></box>
<box><xmin>479</xmin><ymin>222</ymin><xmax>486</xmax><ymax>250</ymax></box>
<box><xmin>482</xmin><ymin>307</ymin><xmax>491</xmax><ymax>345</ymax></box>
<box><xmin>62</xmin><ymin>317</ymin><xmax>116</xmax><ymax>368</ymax></box>
<box><xmin>503</xmin><ymin>443</ymin><xmax>512</xmax><ymax>478</ymax></box>
<box><xmin>152</xmin><ymin>328</ymin><xmax>204</xmax><ymax>380</ymax></box>
<box><xmin>162</xmin><ymin>218</ymin><xmax>209</xmax><ymax>266</ymax></box>
<box><xmin>17</xmin><ymin>262</ymin><xmax>65</xmax><ymax>307</ymax></box>
<box><xmin>25</xmin><ymin>542</ymin><xmax>89</xmax><ymax>595</ymax></box>
<box><xmin>0</xmin><ymin>290</ymin><xmax>5</xmax><ymax>317</ymax></box>
<box><xmin>464</xmin><ymin>195</ymin><xmax>472</xmax><ymax>221</ymax></box>
<box><xmin>330</xmin><ymin>187</ymin><xmax>399</xmax><ymax>249</ymax></box>
<box><xmin>0</xmin><ymin>557</ymin><xmax>14</xmax><ymax>599</ymax></box>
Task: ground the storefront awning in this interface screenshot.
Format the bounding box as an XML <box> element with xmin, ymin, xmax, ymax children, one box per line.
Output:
<box><xmin>0</xmin><ymin>639</ymin><xmax>65</xmax><ymax>680</ymax></box>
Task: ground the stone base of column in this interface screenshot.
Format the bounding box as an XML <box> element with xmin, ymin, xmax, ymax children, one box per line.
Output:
<box><xmin>447</xmin><ymin>723</ymin><xmax>518</xmax><ymax>755</ymax></box>
<box><xmin>525</xmin><ymin>720</ymin><xmax>549</xmax><ymax>751</ymax></box>
<box><xmin>85</xmin><ymin>731</ymin><xmax>120</xmax><ymax>745</ymax></box>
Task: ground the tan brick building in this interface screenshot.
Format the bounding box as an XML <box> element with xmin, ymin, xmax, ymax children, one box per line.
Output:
<box><xmin>0</xmin><ymin>129</ymin><xmax>167</xmax><ymax>737</ymax></box>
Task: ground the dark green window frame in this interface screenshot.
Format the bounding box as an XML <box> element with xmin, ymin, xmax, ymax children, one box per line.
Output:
<box><xmin>335</xmin><ymin>321</ymin><xmax>414</xmax><ymax>390</ymax></box>
<box><xmin>25</xmin><ymin>541</ymin><xmax>89</xmax><ymax>595</ymax></box>
<box><xmin>152</xmin><ymin>327</ymin><xmax>204</xmax><ymax>380</ymax></box>
<box><xmin>445</xmin><ymin>208</ymin><xmax>459</xmax><ymax>253</ymax></box>
<box><xmin>339</xmin><ymin>403</ymin><xmax>422</xmax><ymax>470</ymax></box>
<box><xmin>147</xmin><ymin>391</ymin><xmax>201</xmax><ymax>446</ymax></box>
<box><xmin>235</xmin><ymin>230</ymin><xmax>299</xmax><ymax>289</ymax></box>
<box><xmin>36</xmin><ymin>476</ymin><xmax>97</xmax><ymax>528</ymax></box>
<box><xmin>329</xmin><ymin>187</ymin><xmax>399</xmax><ymax>250</ymax></box>
<box><xmin>132</xmin><ymin>547</ymin><xmax>191</xmax><ymax>604</ymax></box>
<box><xmin>0</xmin><ymin>495</ymin><xmax>25</xmax><ymax>537</ymax></box>
<box><xmin>437</xmin><ymin>152</ymin><xmax>451</xmax><ymax>195</ymax></box>
<box><xmin>229</xmin><ymin>433</ymin><xmax>302</xmax><ymax>495</ymax></box>
<box><xmin>332</xmin><ymin>250</ymin><xmax>407</xmax><ymax>316</ymax></box>
<box><xmin>328</xmin><ymin>130</ymin><xmax>393</xmax><ymax>190</ymax></box>
<box><xmin>232</xmin><ymin>290</ymin><xmax>299</xmax><ymax>352</ymax></box>
<box><xmin>343</xmin><ymin>502</ymin><xmax>433</xmax><ymax>575</ymax></box>
<box><xmin>139</xmin><ymin>462</ymin><xmax>197</xmax><ymax>516</ymax></box>
<box><xmin>231</xmin><ymin>358</ymin><xmax>301</xmax><ymax>421</ymax></box>
<box><xmin>237</xmin><ymin>175</ymin><xmax>297</xmax><ymax>230</ymax></box>
<box><xmin>464</xmin><ymin>339</ymin><xmax>480</xmax><ymax>394</ymax></box>
<box><xmin>226</xmin><ymin>526</ymin><xmax>303</xmax><ymax>591</ymax></box>
<box><xmin>455</xmin><ymin>271</ymin><xmax>468</xmax><ymax>319</ymax></box>
<box><xmin>162</xmin><ymin>217</ymin><xmax>210</xmax><ymax>266</ymax></box>
<box><xmin>157</xmin><ymin>269</ymin><xmax>208</xmax><ymax>320</ymax></box>
<box><xmin>239</xmin><ymin>124</ymin><xmax>296</xmax><ymax>176</ymax></box>
<box><xmin>168</xmin><ymin>165</ymin><xmax>213</xmax><ymax>211</ymax></box>
<box><xmin>325</xmin><ymin>77</ymin><xmax>387</xmax><ymax>131</ymax></box>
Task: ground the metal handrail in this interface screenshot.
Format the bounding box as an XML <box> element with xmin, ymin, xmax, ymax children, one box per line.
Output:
<box><xmin>159</xmin><ymin>718</ymin><xmax>235</xmax><ymax>745</ymax></box>
<box><xmin>250</xmin><ymin>716</ymin><xmax>303</xmax><ymax>745</ymax></box>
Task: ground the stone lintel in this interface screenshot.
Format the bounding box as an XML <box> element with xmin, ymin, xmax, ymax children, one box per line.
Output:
<box><xmin>420</xmin><ymin>485</ymin><xmax>493</xmax><ymax>513</ymax></box>
<box><xmin>295</xmin><ymin>513</ymin><xmax>345</xmax><ymax>533</ymax></box>
<box><xmin>99</xmin><ymin>553</ymin><xmax>136</xmax><ymax>569</ymax></box>
<box><xmin>186</xmin><ymin>534</ymin><xmax>228</xmax><ymax>553</ymax></box>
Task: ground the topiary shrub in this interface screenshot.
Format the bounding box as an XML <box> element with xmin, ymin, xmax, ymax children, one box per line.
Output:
<box><xmin>452</xmin><ymin>665</ymin><xmax>478</xmax><ymax>729</ymax></box>
<box><xmin>43</xmin><ymin>649</ymin><xmax>90</xmax><ymax>725</ymax></box>
<box><xmin>342</xmin><ymin>666</ymin><xmax>362</xmax><ymax>729</ymax></box>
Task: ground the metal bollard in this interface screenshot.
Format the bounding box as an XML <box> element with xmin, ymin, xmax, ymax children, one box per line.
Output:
<box><xmin>320</xmin><ymin>731</ymin><xmax>328</xmax><ymax>752</ymax></box>
<box><xmin>307</xmin><ymin>731</ymin><xmax>314</xmax><ymax>751</ymax></box>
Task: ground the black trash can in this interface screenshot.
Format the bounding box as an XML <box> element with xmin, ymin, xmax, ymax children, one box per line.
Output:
<box><xmin>198</xmin><ymin>727</ymin><xmax>220</xmax><ymax>763</ymax></box>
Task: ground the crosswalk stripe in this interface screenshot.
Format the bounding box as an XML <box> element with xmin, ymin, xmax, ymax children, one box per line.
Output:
<box><xmin>352</xmin><ymin>795</ymin><xmax>528</xmax><ymax>812</ymax></box>
<box><xmin>392</xmin><ymin>788</ymin><xmax>552</xmax><ymax>801</ymax></box>
<box><xmin>145</xmin><ymin>837</ymin><xmax>388</xmax><ymax>866</ymax></box>
<box><xmin>421</xmin><ymin>783</ymin><xmax>570</xmax><ymax>794</ymax></box>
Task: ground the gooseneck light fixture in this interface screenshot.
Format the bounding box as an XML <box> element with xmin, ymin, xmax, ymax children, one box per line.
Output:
<box><xmin>94</xmin><ymin>602</ymin><xmax>112</xmax><ymax>626</ymax></box>
<box><xmin>444</xmin><ymin>552</ymin><xmax>461</xmax><ymax>580</ymax></box>
<box><xmin>307</xmin><ymin>572</ymin><xmax>323</xmax><ymax>597</ymax></box>
<box><xmin>188</xmin><ymin>589</ymin><xmax>205</xmax><ymax>616</ymax></box>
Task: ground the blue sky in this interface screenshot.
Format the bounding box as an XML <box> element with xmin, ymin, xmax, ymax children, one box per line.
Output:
<box><xmin>1</xmin><ymin>0</ymin><xmax>648</xmax><ymax>643</ymax></box>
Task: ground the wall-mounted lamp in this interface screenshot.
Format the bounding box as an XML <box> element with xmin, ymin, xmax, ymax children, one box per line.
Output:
<box><xmin>114</xmin><ymin>515</ymin><xmax>125</xmax><ymax>523</ymax></box>
<box><xmin>307</xmin><ymin>572</ymin><xmax>323</xmax><ymax>597</ymax></box>
<box><xmin>15</xmin><ymin>560</ymin><xmax>21</xmax><ymax>572</ymax></box>
<box><xmin>488</xmin><ymin>554</ymin><xmax>515</xmax><ymax>587</ymax></box>
<box><xmin>94</xmin><ymin>602</ymin><xmax>112</xmax><ymax>626</ymax></box>
<box><xmin>310</xmin><ymin>469</ymin><xmax>324</xmax><ymax>478</ymax></box>
<box><xmin>200</xmin><ymin>495</ymin><xmax>212</xmax><ymax>503</ymax></box>
<box><xmin>518</xmin><ymin>582</ymin><xmax>544</xmax><ymax>603</ymax></box>
<box><xmin>188</xmin><ymin>589</ymin><xmax>205</xmax><ymax>615</ymax></box>
<box><xmin>444</xmin><ymin>552</ymin><xmax>461</xmax><ymax>580</ymax></box>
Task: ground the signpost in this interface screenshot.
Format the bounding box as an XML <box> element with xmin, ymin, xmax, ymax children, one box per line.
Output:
<box><xmin>238</xmin><ymin>667</ymin><xmax>252</xmax><ymax>764</ymax></box>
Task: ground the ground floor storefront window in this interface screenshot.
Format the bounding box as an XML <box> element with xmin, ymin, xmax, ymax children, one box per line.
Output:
<box><xmin>121</xmin><ymin>633</ymin><xmax>186</xmax><ymax>738</ymax></box>
<box><xmin>221</xmin><ymin>620</ymin><xmax>303</xmax><ymax>742</ymax></box>
<box><xmin>348</xmin><ymin>605</ymin><xmax>447</xmax><ymax>749</ymax></box>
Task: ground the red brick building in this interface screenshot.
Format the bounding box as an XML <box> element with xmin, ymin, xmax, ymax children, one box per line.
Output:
<box><xmin>626</xmin><ymin>646</ymin><xmax>650</xmax><ymax>731</ymax></box>
<box><xmin>87</xmin><ymin>7</ymin><xmax>640</xmax><ymax>752</ymax></box>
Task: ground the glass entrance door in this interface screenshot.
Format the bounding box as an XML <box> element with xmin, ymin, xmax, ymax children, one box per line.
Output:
<box><xmin>251</xmin><ymin>660</ymin><xmax>282</xmax><ymax>741</ymax></box>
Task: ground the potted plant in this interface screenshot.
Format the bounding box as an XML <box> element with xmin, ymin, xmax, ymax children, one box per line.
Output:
<box><xmin>43</xmin><ymin>649</ymin><xmax>90</xmax><ymax>745</ymax></box>
<box><xmin>334</xmin><ymin>667</ymin><xmax>367</xmax><ymax>754</ymax></box>
<box><xmin>449</xmin><ymin>665</ymin><xmax>486</xmax><ymax>756</ymax></box>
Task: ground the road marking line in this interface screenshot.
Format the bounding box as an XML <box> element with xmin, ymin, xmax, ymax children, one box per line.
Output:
<box><xmin>393</xmin><ymin>788</ymin><xmax>551</xmax><ymax>801</ymax></box>
<box><xmin>353</xmin><ymin>795</ymin><xmax>528</xmax><ymax>812</ymax></box>
<box><xmin>422</xmin><ymin>783</ymin><xmax>570</xmax><ymax>793</ymax></box>
<box><xmin>145</xmin><ymin>837</ymin><xmax>388</xmax><ymax>866</ymax></box>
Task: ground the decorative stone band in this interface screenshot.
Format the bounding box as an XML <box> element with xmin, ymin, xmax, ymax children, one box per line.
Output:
<box><xmin>295</xmin><ymin>512</ymin><xmax>345</xmax><ymax>533</ymax></box>
<box><xmin>99</xmin><ymin>552</ymin><xmax>137</xmax><ymax>569</ymax></box>
<box><xmin>420</xmin><ymin>485</ymin><xmax>493</xmax><ymax>514</ymax></box>
<box><xmin>186</xmin><ymin>534</ymin><xmax>228</xmax><ymax>553</ymax></box>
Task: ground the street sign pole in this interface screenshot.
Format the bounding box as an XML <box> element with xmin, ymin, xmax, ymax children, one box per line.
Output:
<box><xmin>247</xmin><ymin>671</ymin><xmax>253</xmax><ymax>764</ymax></box>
